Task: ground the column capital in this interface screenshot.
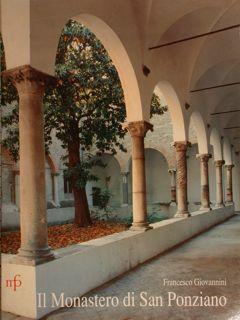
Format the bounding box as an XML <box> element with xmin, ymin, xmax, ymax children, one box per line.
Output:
<box><xmin>124</xmin><ymin>121</ymin><xmax>153</xmax><ymax>137</ymax></box>
<box><xmin>214</xmin><ymin>160</ymin><xmax>225</xmax><ymax>167</ymax></box>
<box><xmin>121</xmin><ymin>171</ymin><xmax>129</xmax><ymax>177</ymax></box>
<box><xmin>121</xmin><ymin>171</ymin><xmax>129</xmax><ymax>184</ymax></box>
<box><xmin>225</xmin><ymin>164</ymin><xmax>234</xmax><ymax>170</ymax></box>
<box><xmin>173</xmin><ymin>141</ymin><xmax>191</xmax><ymax>151</ymax></box>
<box><xmin>2</xmin><ymin>65</ymin><xmax>57</xmax><ymax>94</ymax></box>
<box><xmin>196</xmin><ymin>153</ymin><xmax>212</xmax><ymax>162</ymax></box>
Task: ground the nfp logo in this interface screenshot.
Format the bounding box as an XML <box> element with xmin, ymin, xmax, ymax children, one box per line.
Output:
<box><xmin>5</xmin><ymin>274</ymin><xmax>22</xmax><ymax>291</ymax></box>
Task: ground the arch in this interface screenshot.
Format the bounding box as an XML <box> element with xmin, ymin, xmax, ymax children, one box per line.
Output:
<box><xmin>223</xmin><ymin>137</ymin><xmax>232</xmax><ymax>165</ymax></box>
<box><xmin>210</xmin><ymin>128</ymin><xmax>222</xmax><ymax>161</ymax></box>
<box><xmin>68</xmin><ymin>14</ymin><xmax>143</xmax><ymax>122</ymax></box>
<box><xmin>145</xmin><ymin>148</ymin><xmax>171</xmax><ymax>203</ymax></box>
<box><xmin>149</xmin><ymin>146</ymin><xmax>172</xmax><ymax>169</ymax></box>
<box><xmin>145</xmin><ymin>148</ymin><xmax>170</xmax><ymax>165</ymax></box>
<box><xmin>88</xmin><ymin>153</ymin><xmax>122</xmax><ymax>206</ymax></box>
<box><xmin>189</xmin><ymin>111</ymin><xmax>208</xmax><ymax>154</ymax></box>
<box><xmin>46</xmin><ymin>154</ymin><xmax>59</xmax><ymax>174</ymax></box>
<box><xmin>125</xmin><ymin>146</ymin><xmax>172</xmax><ymax>172</ymax></box>
<box><xmin>127</xmin><ymin>148</ymin><xmax>171</xmax><ymax>204</ymax></box>
<box><xmin>153</xmin><ymin>81</ymin><xmax>187</xmax><ymax>141</ymax></box>
<box><xmin>0</xmin><ymin>0</ymin><xmax>30</xmax><ymax>70</ymax></box>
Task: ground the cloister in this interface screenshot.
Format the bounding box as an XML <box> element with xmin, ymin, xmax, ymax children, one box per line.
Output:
<box><xmin>1</xmin><ymin>0</ymin><xmax>240</xmax><ymax>319</ymax></box>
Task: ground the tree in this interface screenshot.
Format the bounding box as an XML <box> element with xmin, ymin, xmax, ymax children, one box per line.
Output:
<box><xmin>44</xmin><ymin>20</ymin><xmax>128</xmax><ymax>226</ymax></box>
<box><xmin>150</xmin><ymin>93</ymin><xmax>168</xmax><ymax>118</ymax></box>
<box><xmin>1</xmin><ymin>21</ymin><xmax>167</xmax><ymax>227</ymax></box>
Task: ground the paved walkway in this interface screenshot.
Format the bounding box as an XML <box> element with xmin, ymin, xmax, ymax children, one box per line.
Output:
<box><xmin>3</xmin><ymin>214</ymin><xmax>240</xmax><ymax>320</ymax></box>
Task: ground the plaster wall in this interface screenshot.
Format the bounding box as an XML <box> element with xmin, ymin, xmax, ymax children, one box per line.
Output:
<box><xmin>233</xmin><ymin>158</ymin><xmax>240</xmax><ymax>211</ymax></box>
<box><xmin>2</xmin><ymin>207</ymin><xmax>75</xmax><ymax>231</ymax></box>
<box><xmin>128</xmin><ymin>148</ymin><xmax>171</xmax><ymax>205</ymax></box>
<box><xmin>145</xmin><ymin>148</ymin><xmax>171</xmax><ymax>203</ymax></box>
<box><xmin>2</xmin><ymin>163</ymin><xmax>12</xmax><ymax>203</ymax></box>
<box><xmin>45</xmin><ymin>162</ymin><xmax>52</xmax><ymax>203</ymax></box>
<box><xmin>89</xmin><ymin>154</ymin><xmax>122</xmax><ymax>207</ymax></box>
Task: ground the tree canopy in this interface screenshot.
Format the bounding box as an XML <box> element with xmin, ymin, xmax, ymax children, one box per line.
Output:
<box><xmin>1</xmin><ymin>21</ymin><xmax>168</xmax><ymax>225</ymax></box>
<box><xmin>1</xmin><ymin>20</ymin><xmax>167</xmax><ymax>171</ymax></box>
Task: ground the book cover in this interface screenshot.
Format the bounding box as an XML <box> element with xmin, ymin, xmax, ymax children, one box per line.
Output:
<box><xmin>1</xmin><ymin>0</ymin><xmax>240</xmax><ymax>319</ymax></box>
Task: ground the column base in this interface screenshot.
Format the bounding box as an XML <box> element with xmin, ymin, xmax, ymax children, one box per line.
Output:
<box><xmin>174</xmin><ymin>211</ymin><xmax>191</xmax><ymax>218</ymax></box>
<box><xmin>12</xmin><ymin>247</ymin><xmax>55</xmax><ymax>265</ymax></box>
<box><xmin>130</xmin><ymin>222</ymin><xmax>153</xmax><ymax>232</ymax></box>
<box><xmin>170</xmin><ymin>202</ymin><xmax>177</xmax><ymax>207</ymax></box>
<box><xmin>215</xmin><ymin>203</ymin><xmax>225</xmax><ymax>209</ymax></box>
<box><xmin>225</xmin><ymin>201</ymin><xmax>234</xmax><ymax>205</ymax></box>
<box><xmin>50</xmin><ymin>200</ymin><xmax>61</xmax><ymax>208</ymax></box>
<box><xmin>199</xmin><ymin>206</ymin><xmax>212</xmax><ymax>212</ymax></box>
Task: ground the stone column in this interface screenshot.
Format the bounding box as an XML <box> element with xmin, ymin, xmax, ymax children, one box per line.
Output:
<box><xmin>214</xmin><ymin>160</ymin><xmax>225</xmax><ymax>208</ymax></box>
<box><xmin>225</xmin><ymin>164</ymin><xmax>234</xmax><ymax>204</ymax></box>
<box><xmin>168</xmin><ymin>169</ymin><xmax>177</xmax><ymax>205</ymax></box>
<box><xmin>121</xmin><ymin>172</ymin><xmax>129</xmax><ymax>206</ymax></box>
<box><xmin>125</xmin><ymin>121</ymin><xmax>153</xmax><ymax>230</ymax></box>
<box><xmin>197</xmin><ymin>154</ymin><xmax>212</xmax><ymax>211</ymax></box>
<box><xmin>174</xmin><ymin>141</ymin><xmax>191</xmax><ymax>218</ymax></box>
<box><xmin>52</xmin><ymin>172</ymin><xmax>61</xmax><ymax>207</ymax></box>
<box><xmin>3</xmin><ymin>65</ymin><xmax>55</xmax><ymax>264</ymax></box>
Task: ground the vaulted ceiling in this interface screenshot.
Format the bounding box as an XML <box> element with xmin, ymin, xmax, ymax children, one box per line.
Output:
<box><xmin>141</xmin><ymin>0</ymin><xmax>240</xmax><ymax>152</ymax></box>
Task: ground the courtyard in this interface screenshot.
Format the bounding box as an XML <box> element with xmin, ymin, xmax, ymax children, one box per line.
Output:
<box><xmin>2</xmin><ymin>214</ymin><xmax>240</xmax><ymax>320</ymax></box>
<box><xmin>1</xmin><ymin>0</ymin><xmax>240</xmax><ymax>319</ymax></box>
<box><xmin>1</xmin><ymin>220</ymin><xmax>127</xmax><ymax>254</ymax></box>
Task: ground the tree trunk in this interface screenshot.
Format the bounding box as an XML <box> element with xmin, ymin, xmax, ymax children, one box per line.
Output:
<box><xmin>68</xmin><ymin>137</ymin><xmax>92</xmax><ymax>227</ymax></box>
<box><xmin>73</xmin><ymin>187</ymin><xmax>92</xmax><ymax>226</ymax></box>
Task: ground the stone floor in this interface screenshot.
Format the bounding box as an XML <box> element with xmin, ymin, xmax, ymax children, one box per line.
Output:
<box><xmin>2</xmin><ymin>214</ymin><xmax>240</xmax><ymax>320</ymax></box>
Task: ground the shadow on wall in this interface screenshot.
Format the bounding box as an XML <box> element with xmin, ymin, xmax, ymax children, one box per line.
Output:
<box><xmin>128</xmin><ymin>148</ymin><xmax>171</xmax><ymax>205</ymax></box>
<box><xmin>87</xmin><ymin>154</ymin><xmax>122</xmax><ymax>207</ymax></box>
